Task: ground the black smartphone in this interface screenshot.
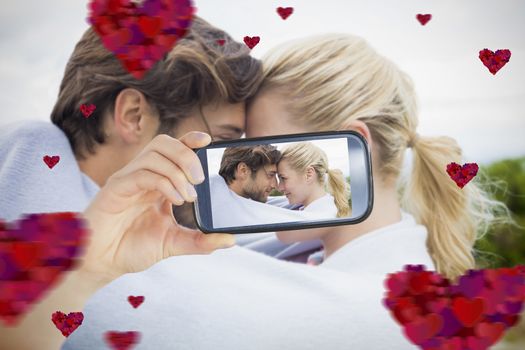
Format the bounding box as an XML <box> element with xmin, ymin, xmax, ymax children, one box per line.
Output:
<box><xmin>192</xmin><ymin>131</ymin><xmax>373</xmax><ymax>234</ymax></box>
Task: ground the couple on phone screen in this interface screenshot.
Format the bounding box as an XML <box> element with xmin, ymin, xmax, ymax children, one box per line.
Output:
<box><xmin>210</xmin><ymin>142</ymin><xmax>351</xmax><ymax>228</ymax></box>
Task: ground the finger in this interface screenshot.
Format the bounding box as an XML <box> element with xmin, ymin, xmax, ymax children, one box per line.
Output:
<box><xmin>139</xmin><ymin>134</ymin><xmax>209</xmax><ymax>184</ymax></box>
<box><xmin>178</xmin><ymin>131</ymin><xmax>212</xmax><ymax>150</ymax></box>
<box><xmin>105</xmin><ymin>169</ymin><xmax>187</xmax><ymax>212</ymax></box>
<box><xmin>119</xmin><ymin>151</ymin><xmax>198</xmax><ymax>202</ymax></box>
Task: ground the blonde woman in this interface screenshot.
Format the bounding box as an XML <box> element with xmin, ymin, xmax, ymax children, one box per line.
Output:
<box><xmin>277</xmin><ymin>142</ymin><xmax>350</xmax><ymax>219</ymax></box>
<box><xmin>60</xmin><ymin>34</ymin><xmax>512</xmax><ymax>350</ymax></box>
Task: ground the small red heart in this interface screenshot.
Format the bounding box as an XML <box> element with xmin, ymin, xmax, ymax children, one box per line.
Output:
<box><xmin>404</xmin><ymin>313</ymin><xmax>444</xmax><ymax>344</ymax></box>
<box><xmin>51</xmin><ymin>311</ymin><xmax>84</xmax><ymax>337</ymax></box>
<box><xmin>452</xmin><ymin>296</ymin><xmax>485</xmax><ymax>327</ymax></box>
<box><xmin>243</xmin><ymin>36</ymin><xmax>260</xmax><ymax>50</ymax></box>
<box><xmin>104</xmin><ymin>331</ymin><xmax>141</xmax><ymax>350</ymax></box>
<box><xmin>416</xmin><ymin>14</ymin><xmax>432</xmax><ymax>25</ymax></box>
<box><xmin>80</xmin><ymin>103</ymin><xmax>96</xmax><ymax>118</ymax></box>
<box><xmin>277</xmin><ymin>7</ymin><xmax>294</xmax><ymax>20</ymax></box>
<box><xmin>11</xmin><ymin>242</ymin><xmax>43</xmax><ymax>270</ymax></box>
<box><xmin>475</xmin><ymin>322</ymin><xmax>506</xmax><ymax>344</ymax></box>
<box><xmin>43</xmin><ymin>155</ymin><xmax>60</xmax><ymax>169</ymax></box>
<box><xmin>479</xmin><ymin>48</ymin><xmax>511</xmax><ymax>75</ymax></box>
<box><xmin>216</xmin><ymin>39</ymin><xmax>225</xmax><ymax>46</ymax></box>
<box><xmin>127</xmin><ymin>295</ymin><xmax>145</xmax><ymax>308</ymax></box>
<box><xmin>446</xmin><ymin>162</ymin><xmax>478</xmax><ymax>188</ymax></box>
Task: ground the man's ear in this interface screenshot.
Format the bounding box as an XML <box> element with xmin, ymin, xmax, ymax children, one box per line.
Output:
<box><xmin>235</xmin><ymin>162</ymin><xmax>250</xmax><ymax>180</ymax></box>
<box><xmin>340</xmin><ymin>119</ymin><xmax>373</xmax><ymax>149</ymax></box>
<box><xmin>113</xmin><ymin>88</ymin><xmax>157</xmax><ymax>144</ymax></box>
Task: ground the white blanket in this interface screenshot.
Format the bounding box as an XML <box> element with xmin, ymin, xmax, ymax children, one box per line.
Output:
<box><xmin>63</xmin><ymin>211</ymin><xmax>434</xmax><ymax>350</ymax></box>
<box><xmin>209</xmin><ymin>174</ymin><xmax>332</xmax><ymax>228</ymax></box>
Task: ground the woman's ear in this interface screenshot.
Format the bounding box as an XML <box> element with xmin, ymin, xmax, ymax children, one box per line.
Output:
<box><xmin>113</xmin><ymin>88</ymin><xmax>159</xmax><ymax>144</ymax></box>
<box><xmin>305</xmin><ymin>166</ymin><xmax>316</xmax><ymax>183</ymax></box>
<box><xmin>340</xmin><ymin>119</ymin><xmax>373</xmax><ymax>149</ymax></box>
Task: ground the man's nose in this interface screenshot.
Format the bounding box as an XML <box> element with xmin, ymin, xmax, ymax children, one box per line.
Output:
<box><xmin>271</xmin><ymin>176</ymin><xmax>278</xmax><ymax>188</ymax></box>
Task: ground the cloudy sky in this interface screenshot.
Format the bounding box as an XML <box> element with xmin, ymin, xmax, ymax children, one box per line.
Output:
<box><xmin>0</xmin><ymin>0</ymin><xmax>524</xmax><ymax>165</ymax></box>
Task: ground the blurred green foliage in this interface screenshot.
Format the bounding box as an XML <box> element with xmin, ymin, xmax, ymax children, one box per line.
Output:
<box><xmin>475</xmin><ymin>156</ymin><xmax>525</xmax><ymax>268</ymax></box>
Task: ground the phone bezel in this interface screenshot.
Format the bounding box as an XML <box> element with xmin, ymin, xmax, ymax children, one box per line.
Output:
<box><xmin>192</xmin><ymin>130</ymin><xmax>374</xmax><ymax>234</ymax></box>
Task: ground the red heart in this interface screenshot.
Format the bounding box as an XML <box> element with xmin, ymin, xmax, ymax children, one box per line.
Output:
<box><xmin>475</xmin><ymin>322</ymin><xmax>505</xmax><ymax>344</ymax></box>
<box><xmin>51</xmin><ymin>311</ymin><xmax>84</xmax><ymax>337</ymax></box>
<box><xmin>452</xmin><ymin>297</ymin><xmax>485</xmax><ymax>327</ymax></box>
<box><xmin>43</xmin><ymin>155</ymin><xmax>60</xmax><ymax>169</ymax></box>
<box><xmin>446</xmin><ymin>162</ymin><xmax>478</xmax><ymax>188</ymax></box>
<box><xmin>127</xmin><ymin>295</ymin><xmax>145</xmax><ymax>308</ymax></box>
<box><xmin>11</xmin><ymin>242</ymin><xmax>43</xmax><ymax>270</ymax></box>
<box><xmin>104</xmin><ymin>331</ymin><xmax>141</xmax><ymax>350</ymax></box>
<box><xmin>216</xmin><ymin>39</ymin><xmax>225</xmax><ymax>46</ymax></box>
<box><xmin>88</xmin><ymin>0</ymin><xmax>195</xmax><ymax>79</ymax></box>
<box><xmin>383</xmin><ymin>265</ymin><xmax>525</xmax><ymax>348</ymax></box>
<box><xmin>80</xmin><ymin>103</ymin><xmax>96</xmax><ymax>118</ymax></box>
<box><xmin>404</xmin><ymin>313</ymin><xmax>443</xmax><ymax>344</ymax></box>
<box><xmin>277</xmin><ymin>7</ymin><xmax>294</xmax><ymax>20</ymax></box>
<box><xmin>0</xmin><ymin>213</ymin><xmax>88</xmax><ymax>326</ymax></box>
<box><xmin>479</xmin><ymin>48</ymin><xmax>511</xmax><ymax>75</ymax></box>
<box><xmin>243</xmin><ymin>36</ymin><xmax>260</xmax><ymax>50</ymax></box>
<box><xmin>416</xmin><ymin>14</ymin><xmax>432</xmax><ymax>25</ymax></box>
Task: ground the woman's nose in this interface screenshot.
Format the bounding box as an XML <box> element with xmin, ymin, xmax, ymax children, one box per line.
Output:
<box><xmin>278</xmin><ymin>181</ymin><xmax>285</xmax><ymax>192</ymax></box>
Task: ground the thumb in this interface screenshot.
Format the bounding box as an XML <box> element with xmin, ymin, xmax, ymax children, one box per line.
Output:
<box><xmin>178</xmin><ymin>131</ymin><xmax>212</xmax><ymax>150</ymax></box>
<box><xmin>166</xmin><ymin>225</ymin><xmax>236</xmax><ymax>257</ymax></box>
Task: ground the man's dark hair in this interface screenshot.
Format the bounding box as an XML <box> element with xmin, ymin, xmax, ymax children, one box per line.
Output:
<box><xmin>51</xmin><ymin>16</ymin><xmax>263</xmax><ymax>160</ymax></box>
<box><xmin>219</xmin><ymin>145</ymin><xmax>281</xmax><ymax>184</ymax></box>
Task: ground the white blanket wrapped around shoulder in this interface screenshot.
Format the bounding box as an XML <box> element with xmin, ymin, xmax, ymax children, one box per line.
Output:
<box><xmin>209</xmin><ymin>175</ymin><xmax>331</xmax><ymax>228</ymax></box>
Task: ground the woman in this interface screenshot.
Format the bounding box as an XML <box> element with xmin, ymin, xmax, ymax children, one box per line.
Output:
<box><xmin>245</xmin><ymin>34</ymin><xmax>510</xmax><ymax>275</ymax></box>
<box><xmin>277</xmin><ymin>142</ymin><xmax>350</xmax><ymax>219</ymax></box>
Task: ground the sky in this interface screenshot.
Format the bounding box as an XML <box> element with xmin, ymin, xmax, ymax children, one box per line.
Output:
<box><xmin>0</xmin><ymin>0</ymin><xmax>524</xmax><ymax>165</ymax></box>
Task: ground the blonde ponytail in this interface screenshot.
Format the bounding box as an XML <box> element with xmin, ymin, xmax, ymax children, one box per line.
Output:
<box><xmin>258</xmin><ymin>33</ymin><xmax>513</xmax><ymax>280</ymax></box>
<box><xmin>327</xmin><ymin>169</ymin><xmax>351</xmax><ymax>218</ymax></box>
<box><xmin>400</xmin><ymin>135</ymin><xmax>512</xmax><ymax>281</ymax></box>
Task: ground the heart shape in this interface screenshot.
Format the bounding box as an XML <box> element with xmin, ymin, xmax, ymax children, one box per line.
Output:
<box><xmin>104</xmin><ymin>330</ymin><xmax>141</xmax><ymax>350</ymax></box>
<box><xmin>416</xmin><ymin>14</ymin><xmax>432</xmax><ymax>25</ymax></box>
<box><xmin>243</xmin><ymin>36</ymin><xmax>260</xmax><ymax>50</ymax></box>
<box><xmin>479</xmin><ymin>49</ymin><xmax>511</xmax><ymax>75</ymax></box>
<box><xmin>127</xmin><ymin>295</ymin><xmax>145</xmax><ymax>308</ymax></box>
<box><xmin>80</xmin><ymin>103</ymin><xmax>97</xmax><ymax>118</ymax></box>
<box><xmin>216</xmin><ymin>39</ymin><xmax>225</xmax><ymax>46</ymax></box>
<box><xmin>277</xmin><ymin>7</ymin><xmax>294</xmax><ymax>20</ymax></box>
<box><xmin>0</xmin><ymin>213</ymin><xmax>88</xmax><ymax>326</ymax></box>
<box><xmin>51</xmin><ymin>311</ymin><xmax>84</xmax><ymax>337</ymax></box>
<box><xmin>446</xmin><ymin>162</ymin><xmax>478</xmax><ymax>189</ymax></box>
<box><xmin>87</xmin><ymin>0</ymin><xmax>196</xmax><ymax>79</ymax></box>
<box><xmin>384</xmin><ymin>265</ymin><xmax>525</xmax><ymax>349</ymax></box>
<box><xmin>43</xmin><ymin>155</ymin><xmax>60</xmax><ymax>169</ymax></box>
<box><xmin>452</xmin><ymin>297</ymin><xmax>485</xmax><ymax>327</ymax></box>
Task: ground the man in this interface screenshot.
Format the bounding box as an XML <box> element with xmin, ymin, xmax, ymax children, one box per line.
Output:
<box><xmin>0</xmin><ymin>16</ymin><xmax>262</xmax><ymax>225</ymax></box>
<box><xmin>219</xmin><ymin>145</ymin><xmax>281</xmax><ymax>203</ymax></box>
<box><xmin>209</xmin><ymin>145</ymin><xmax>324</xmax><ymax>229</ymax></box>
